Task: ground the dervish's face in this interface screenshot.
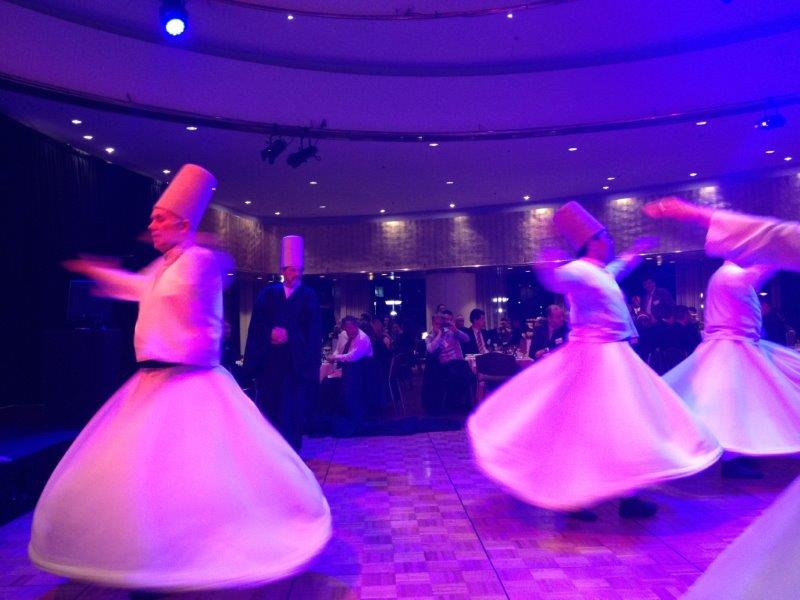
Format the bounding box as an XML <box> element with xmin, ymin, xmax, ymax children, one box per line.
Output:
<box><xmin>282</xmin><ymin>265</ymin><xmax>302</xmax><ymax>287</ymax></box>
<box><xmin>595</xmin><ymin>230</ymin><xmax>615</xmax><ymax>263</ymax></box>
<box><xmin>148</xmin><ymin>207</ymin><xmax>188</xmax><ymax>253</ymax></box>
<box><xmin>549</xmin><ymin>308</ymin><xmax>565</xmax><ymax>328</ymax></box>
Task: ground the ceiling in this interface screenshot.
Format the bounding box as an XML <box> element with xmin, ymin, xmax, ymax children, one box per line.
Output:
<box><xmin>1</xmin><ymin>0</ymin><xmax>799</xmax><ymax>218</ymax></box>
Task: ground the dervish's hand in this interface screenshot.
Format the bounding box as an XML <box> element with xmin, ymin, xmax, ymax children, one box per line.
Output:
<box><xmin>271</xmin><ymin>327</ymin><xmax>289</xmax><ymax>344</ymax></box>
<box><xmin>643</xmin><ymin>197</ymin><xmax>712</xmax><ymax>227</ymax></box>
<box><xmin>62</xmin><ymin>255</ymin><xmax>121</xmax><ymax>276</ymax></box>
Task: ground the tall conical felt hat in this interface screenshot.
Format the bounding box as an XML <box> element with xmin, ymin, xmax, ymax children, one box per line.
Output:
<box><xmin>553</xmin><ymin>201</ymin><xmax>605</xmax><ymax>252</ymax></box>
<box><xmin>281</xmin><ymin>235</ymin><xmax>304</xmax><ymax>268</ymax></box>
<box><xmin>154</xmin><ymin>164</ymin><xmax>217</xmax><ymax>231</ymax></box>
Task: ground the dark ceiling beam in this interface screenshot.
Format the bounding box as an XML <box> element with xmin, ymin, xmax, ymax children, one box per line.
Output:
<box><xmin>2</xmin><ymin>71</ymin><xmax>799</xmax><ymax>142</ymax></box>
<box><xmin>8</xmin><ymin>1</ymin><xmax>800</xmax><ymax>76</ymax></box>
<box><xmin>211</xmin><ymin>0</ymin><xmax>578</xmax><ymax>20</ymax></box>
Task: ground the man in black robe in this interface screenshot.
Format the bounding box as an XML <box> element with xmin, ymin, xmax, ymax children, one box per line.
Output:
<box><xmin>243</xmin><ymin>235</ymin><xmax>321</xmax><ymax>451</ymax></box>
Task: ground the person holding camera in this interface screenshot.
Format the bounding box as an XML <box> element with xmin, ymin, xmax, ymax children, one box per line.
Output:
<box><xmin>425</xmin><ymin>310</ymin><xmax>473</xmax><ymax>412</ymax></box>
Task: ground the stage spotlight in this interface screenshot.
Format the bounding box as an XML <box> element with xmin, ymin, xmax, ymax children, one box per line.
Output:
<box><xmin>260</xmin><ymin>138</ymin><xmax>288</xmax><ymax>164</ymax></box>
<box><xmin>287</xmin><ymin>143</ymin><xmax>319</xmax><ymax>168</ymax></box>
<box><xmin>755</xmin><ymin>114</ymin><xmax>787</xmax><ymax>130</ymax></box>
<box><xmin>160</xmin><ymin>0</ymin><xmax>188</xmax><ymax>36</ymax></box>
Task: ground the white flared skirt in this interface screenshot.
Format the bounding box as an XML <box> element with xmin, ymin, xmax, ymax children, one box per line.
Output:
<box><xmin>467</xmin><ymin>341</ymin><xmax>721</xmax><ymax>511</ymax></box>
<box><xmin>29</xmin><ymin>366</ymin><xmax>331</xmax><ymax>591</ymax></box>
<box><xmin>664</xmin><ymin>338</ymin><xmax>800</xmax><ymax>455</ymax></box>
<box><xmin>685</xmin><ymin>473</ymin><xmax>800</xmax><ymax>600</ymax></box>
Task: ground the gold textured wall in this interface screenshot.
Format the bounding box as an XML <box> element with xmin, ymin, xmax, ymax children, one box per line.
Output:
<box><xmin>204</xmin><ymin>169</ymin><xmax>800</xmax><ymax>274</ymax></box>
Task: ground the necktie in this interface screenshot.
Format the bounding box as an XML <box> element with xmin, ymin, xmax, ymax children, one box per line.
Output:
<box><xmin>476</xmin><ymin>330</ymin><xmax>486</xmax><ymax>354</ymax></box>
<box><xmin>342</xmin><ymin>337</ymin><xmax>353</xmax><ymax>355</ymax></box>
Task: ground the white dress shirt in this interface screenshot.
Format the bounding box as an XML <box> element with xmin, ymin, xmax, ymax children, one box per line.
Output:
<box><xmin>334</xmin><ymin>328</ymin><xmax>373</xmax><ymax>363</ymax></box>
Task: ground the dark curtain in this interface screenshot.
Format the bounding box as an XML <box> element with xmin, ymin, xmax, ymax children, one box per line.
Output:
<box><xmin>0</xmin><ymin>114</ymin><xmax>162</xmax><ymax>417</ymax></box>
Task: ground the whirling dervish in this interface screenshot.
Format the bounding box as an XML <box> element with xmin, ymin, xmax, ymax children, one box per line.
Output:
<box><xmin>468</xmin><ymin>201</ymin><xmax>721</xmax><ymax>519</ymax></box>
<box><xmin>29</xmin><ymin>164</ymin><xmax>331</xmax><ymax>592</ymax></box>
<box><xmin>663</xmin><ymin>260</ymin><xmax>800</xmax><ymax>477</ymax></box>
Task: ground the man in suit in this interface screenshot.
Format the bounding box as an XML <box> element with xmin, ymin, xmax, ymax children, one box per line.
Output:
<box><xmin>462</xmin><ymin>308</ymin><xmax>493</xmax><ymax>355</ymax></box>
<box><xmin>492</xmin><ymin>317</ymin><xmax>514</xmax><ymax>347</ymax></box>
<box><xmin>531</xmin><ymin>305</ymin><xmax>569</xmax><ymax>359</ymax></box>
<box><xmin>642</xmin><ymin>278</ymin><xmax>674</xmax><ymax>321</ymax></box>
<box><xmin>243</xmin><ymin>235</ymin><xmax>322</xmax><ymax>451</ymax></box>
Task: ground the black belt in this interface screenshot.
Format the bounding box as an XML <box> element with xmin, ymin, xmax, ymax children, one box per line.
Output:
<box><xmin>137</xmin><ymin>360</ymin><xmax>183</xmax><ymax>369</ymax></box>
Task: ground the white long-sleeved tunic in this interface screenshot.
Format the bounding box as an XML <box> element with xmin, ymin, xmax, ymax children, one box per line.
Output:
<box><xmin>537</xmin><ymin>255</ymin><xmax>640</xmax><ymax>343</ymax></box>
<box><xmin>703</xmin><ymin>261</ymin><xmax>773</xmax><ymax>342</ymax></box>
<box><xmin>87</xmin><ymin>243</ymin><xmax>222</xmax><ymax>366</ymax></box>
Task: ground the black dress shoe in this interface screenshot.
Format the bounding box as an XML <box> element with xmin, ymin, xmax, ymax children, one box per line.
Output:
<box><xmin>619</xmin><ymin>497</ymin><xmax>658</xmax><ymax>519</ymax></box>
<box><xmin>721</xmin><ymin>458</ymin><xmax>763</xmax><ymax>479</ymax></box>
<box><xmin>565</xmin><ymin>509</ymin><xmax>598</xmax><ymax>522</ymax></box>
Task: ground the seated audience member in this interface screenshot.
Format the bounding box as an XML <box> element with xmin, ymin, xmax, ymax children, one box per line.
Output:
<box><xmin>633</xmin><ymin>312</ymin><xmax>654</xmax><ymax>359</ymax></box>
<box><xmin>425</xmin><ymin>310</ymin><xmax>475</xmax><ymax>413</ymax></box>
<box><xmin>332</xmin><ymin>318</ymin><xmax>349</xmax><ymax>354</ymax></box>
<box><xmin>629</xmin><ymin>295</ymin><xmax>643</xmax><ymax>318</ymax></box>
<box><xmin>328</xmin><ymin>315</ymin><xmax>374</xmax><ymax>434</ymax></box>
<box><xmin>647</xmin><ymin>304</ymin><xmax>686</xmax><ymax>374</ymax></box>
<box><xmin>531</xmin><ymin>305</ymin><xmax>569</xmax><ymax>359</ymax></box>
<box><xmin>510</xmin><ymin>317</ymin><xmax>525</xmax><ymax>346</ymax></box>
<box><xmin>675</xmin><ymin>305</ymin><xmax>702</xmax><ymax>354</ymax></box>
<box><xmin>370</xmin><ymin>317</ymin><xmax>393</xmax><ymax>407</ymax></box>
<box><xmin>643</xmin><ymin>278</ymin><xmax>675</xmax><ymax>321</ymax></box>
<box><xmin>462</xmin><ymin>308</ymin><xmax>493</xmax><ymax>355</ymax></box>
<box><xmin>421</xmin><ymin>313</ymin><xmax>444</xmax><ymax>413</ymax></box>
<box><xmin>221</xmin><ymin>320</ymin><xmax>240</xmax><ymax>375</ymax></box>
<box><xmin>518</xmin><ymin>317</ymin><xmax>536</xmax><ymax>356</ymax></box>
<box><xmin>761</xmin><ymin>300</ymin><xmax>789</xmax><ymax>346</ymax></box>
<box><xmin>391</xmin><ymin>320</ymin><xmax>415</xmax><ymax>355</ymax></box>
<box><xmin>493</xmin><ymin>317</ymin><xmax>514</xmax><ymax>347</ymax></box>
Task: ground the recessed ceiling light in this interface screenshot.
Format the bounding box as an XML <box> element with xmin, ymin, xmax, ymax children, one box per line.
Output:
<box><xmin>309</xmin><ymin>180</ymin><xmax>318</xmax><ymax>185</ymax></box>
<box><xmin>274</xmin><ymin>211</ymin><xmax>281</xmax><ymax>216</ymax></box>
<box><xmin>506</xmin><ymin>12</ymin><xmax>513</xmax><ymax>19</ymax></box>
<box><xmin>523</xmin><ymin>195</ymin><xmax>531</xmax><ymax>201</ymax></box>
<box><xmin>186</xmin><ymin>126</ymin><xmax>198</xmax><ymax>131</ymax></box>
<box><xmin>379</xmin><ymin>209</ymin><xmax>386</xmax><ymax>214</ymax></box>
<box><xmin>162</xmin><ymin>169</ymin><xmax>171</xmax><ymax>175</ymax></box>
<box><xmin>446</xmin><ymin>180</ymin><xmax>454</xmax><ymax>185</ymax></box>
<box><xmin>606</xmin><ymin>176</ymin><xmax>616</xmax><ymax>181</ymax></box>
<box><xmin>319</xmin><ymin>205</ymin><xmax>326</xmax><ymax>209</ymax></box>
<box><xmin>785</xmin><ymin>156</ymin><xmax>793</xmax><ymax>162</ymax></box>
<box><xmin>689</xmin><ymin>172</ymin><xmax>698</xmax><ymax>177</ymax></box>
<box><xmin>104</xmin><ymin>147</ymin><xmax>115</xmax><ymax>154</ymax></box>
<box><xmin>568</xmin><ymin>147</ymin><xmax>578</xmax><ymax>152</ymax></box>
<box><xmin>244</xmin><ymin>200</ymin><xmax>252</xmax><ymax>205</ymax></box>
<box><xmin>695</xmin><ymin>120</ymin><xmax>708</xmax><ymax>126</ymax></box>
<box><xmin>211</xmin><ymin>187</ymin><xmax>217</xmax><ymax>191</ymax></box>
<box><xmin>287</xmin><ymin>14</ymin><xmax>294</xmax><ymax>20</ymax></box>
<box><xmin>428</xmin><ymin>142</ymin><xmax>439</xmax><ymax>147</ymax></box>
<box><xmin>449</xmin><ymin>203</ymin><xmax>456</xmax><ymax>208</ymax></box>
<box><xmin>82</xmin><ymin>135</ymin><xmax>93</xmax><ymax>140</ymax></box>
<box><xmin>602</xmin><ymin>185</ymin><xmax>610</xmax><ymax>190</ymax></box>
<box><xmin>765</xmin><ymin>149</ymin><xmax>776</xmax><ymax>154</ymax></box>
<box><xmin>71</xmin><ymin>119</ymin><xmax>82</xmax><ymax>125</ymax></box>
